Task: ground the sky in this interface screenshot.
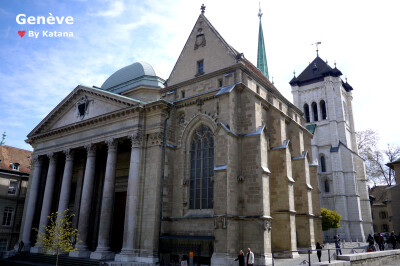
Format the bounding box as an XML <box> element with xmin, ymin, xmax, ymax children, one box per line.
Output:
<box><xmin>0</xmin><ymin>0</ymin><xmax>399</xmax><ymax>151</ymax></box>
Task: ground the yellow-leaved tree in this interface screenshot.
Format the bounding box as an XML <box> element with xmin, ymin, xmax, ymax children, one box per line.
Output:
<box><xmin>34</xmin><ymin>209</ymin><xmax>79</xmax><ymax>266</ymax></box>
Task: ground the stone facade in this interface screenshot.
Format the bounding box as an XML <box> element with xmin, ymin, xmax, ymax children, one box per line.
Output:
<box><xmin>19</xmin><ymin>12</ymin><xmax>322</xmax><ymax>265</ymax></box>
<box><xmin>291</xmin><ymin>57</ymin><xmax>373</xmax><ymax>242</ymax></box>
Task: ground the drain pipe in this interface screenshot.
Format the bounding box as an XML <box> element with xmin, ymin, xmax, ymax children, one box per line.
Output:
<box><xmin>158</xmin><ymin>108</ymin><xmax>171</xmax><ymax>263</ymax></box>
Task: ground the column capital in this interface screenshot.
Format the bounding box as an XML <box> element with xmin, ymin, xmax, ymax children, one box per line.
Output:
<box><xmin>47</xmin><ymin>152</ymin><xmax>57</xmax><ymax>164</ymax></box>
<box><xmin>148</xmin><ymin>132</ymin><xmax>163</xmax><ymax>146</ymax></box>
<box><xmin>105</xmin><ymin>138</ymin><xmax>118</xmax><ymax>152</ymax></box>
<box><xmin>129</xmin><ymin>130</ymin><xmax>143</xmax><ymax>148</ymax></box>
<box><xmin>84</xmin><ymin>143</ymin><xmax>97</xmax><ymax>157</ymax></box>
<box><xmin>32</xmin><ymin>154</ymin><xmax>43</xmax><ymax>166</ymax></box>
<box><xmin>63</xmin><ymin>148</ymin><xmax>75</xmax><ymax>161</ymax></box>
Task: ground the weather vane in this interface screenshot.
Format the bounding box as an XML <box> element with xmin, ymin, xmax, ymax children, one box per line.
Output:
<box><xmin>258</xmin><ymin>1</ymin><xmax>263</xmax><ymax>19</ymax></box>
<box><xmin>312</xmin><ymin>41</ymin><xmax>321</xmax><ymax>56</ymax></box>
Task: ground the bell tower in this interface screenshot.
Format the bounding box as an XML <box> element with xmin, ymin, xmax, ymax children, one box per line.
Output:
<box><xmin>290</xmin><ymin>55</ymin><xmax>373</xmax><ymax>242</ymax></box>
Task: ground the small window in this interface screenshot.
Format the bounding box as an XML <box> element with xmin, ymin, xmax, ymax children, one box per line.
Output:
<box><xmin>380</xmin><ymin>212</ymin><xmax>387</xmax><ymax>219</ymax></box>
<box><xmin>2</xmin><ymin>207</ymin><xmax>13</xmax><ymax>226</ymax></box>
<box><xmin>197</xmin><ymin>60</ymin><xmax>204</xmax><ymax>75</ymax></box>
<box><xmin>320</xmin><ymin>156</ymin><xmax>326</xmax><ymax>172</ymax></box>
<box><xmin>324</xmin><ymin>180</ymin><xmax>330</xmax><ymax>193</ymax></box>
<box><xmin>312</xmin><ymin>102</ymin><xmax>318</xmax><ymax>121</ymax></box>
<box><xmin>218</xmin><ymin>79</ymin><xmax>223</xmax><ymax>87</ymax></box>
<box><xmin>0</xmin><ymin>239</ymin><xmax>7</xmax><ymax>251</ymax></box>
<box><xmin>304</xmin><ymin>104</ymin><xmax>310</xmax><ymax>123</ymax></box>
<box><xmin>256</xmin><ymin>85</ymin><xmax>260</xmax><ymax>94</ymax></box>
<box><xmin>10</xmin><ymin>163</ymin><xmax>20</xmax><ymax>171</ymax></box>
<box><xmin>8</xmin><ymin>181</ymin><xmax>18</xmax><ymax>195</ymax></box>
<box><xmin>181</xmin><ymin>91</ymin><xmax>185</xmax><ymax>99</ymax></box>
<box><xmin>382</xmin><ymin>224</ymin><xmax>389</xmax><ymax>232</ymax></box>
<box><xmin>320</xmin><ymin>100</ymin><xmax>327</xmax><ymax>120</ymax></box>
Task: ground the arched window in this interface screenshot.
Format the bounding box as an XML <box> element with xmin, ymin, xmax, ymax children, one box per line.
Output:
<box><xmin>320</xmin><ymin>155</ymin><xmax>326</xmax><ymax>172</ymax></box>
<box><xmin>303</xmin><ymin>103</ymin><xmax>310</xmax><ymax>123</ymax></box>
<box><xmin>324</xmin><ymin>180</ymin><xmax>330</xmax><ymax>192</ymax></box>
<box><xmin>312</xmin><ymin>102</ymin><xmax>318</xmax><ymax>121</ymax></box>
<box><xmin>189</xmin><ymin>125</ymin><xmax>214</xmax><ymax>209</ymax></box>
<box><xmin>320</xmin><ymin>100</ymin><xmax>327</xmax><ymax>120</ymax></box>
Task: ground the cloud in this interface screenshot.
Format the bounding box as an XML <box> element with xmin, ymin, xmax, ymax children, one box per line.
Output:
<box><xmin>89</xmin><ymin>1</ymin><xmax>125</xmax><ymax>17</ymax></box>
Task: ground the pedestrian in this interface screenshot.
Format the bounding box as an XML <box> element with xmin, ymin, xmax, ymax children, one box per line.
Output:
<box><xmin>316</xmin><ymin>242</ymin><xmax>323</xmax><ymax>262</ymax></box>
<box><xmin>18</xmin><ymin>240</ymin><xmax>24</xmax><ymax>253</ymax></box>
<box><xmin>334</xmin><ymin>235</ymin><xmax>342</xmax><ymax>255</ymax></box>
<box><xmin>377</xmin><ymin>233</ymin><xmax>385</xmax><ymax>251</ymax></box>
<box><xmin>367</xmin><ymin>234</ymin><xmax>375</xmax><ymax>251</ymax></box>
<box><xmin>246</xmin><ymin>248</ymin><xmax>254</xmax><ymax>266</ymax></box>
<box><xmin>390</xmin><ymin>231</ymin><xmax>397</xmax><ymax>249</ymax></box>
<box><xmin>234</xmin><ymin>250</ymin><xmax>245</xmax><ymax>266</ymax></box>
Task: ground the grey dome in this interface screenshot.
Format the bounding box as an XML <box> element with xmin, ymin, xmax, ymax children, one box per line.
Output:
<box><xmin>101</xmin><ymin>61</ymin><xmax>164</xmax><ymax>93</ymax></box>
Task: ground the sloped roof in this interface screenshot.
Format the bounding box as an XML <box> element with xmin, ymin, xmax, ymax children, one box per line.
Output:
<box><xmin>370</xmin><ymin>185</ymin><xmax>390</xmax><ymax>206</ymax></box>
<box><xmin>290</xmin><ymin>56</ymin><xmax>343</xmax><ymax>86</ymax></box>
<box><xmin>0</xmin><ymin>145</ymin><xmax>32</xmax><ymax>174</ymax></box>
<box><xmin>387</xmin><ymin>157</ymin><xmax>400</xmax><ymax>168</ymax></box>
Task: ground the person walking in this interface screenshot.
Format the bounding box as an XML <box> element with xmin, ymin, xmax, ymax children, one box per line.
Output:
<box><xmin>377</xmin><ymin>233</ymin><xmax>385</xmax><ymax>251</ymax></box>
<box><xmin>316</xmin><ymin>242</ymin><xmax>323</xmax><ymax>262</ymax></box>
<box><xmin>390</xmin><ymin>231</ymin><xmax>397</xmax><ymax>249</ymax></box>
<box><xmin>334</xmin><ymin>235</ymin><xmax>342</xmax><ymax>255</ymax></box>
<box><xmin>234</xmin><ymin>250</ymin><xmax>245</xmax><ymax>266</ymax></box>
<box><xmin>367</xmin><ymin>234</ymin><xmax>375</xmax><ymax>251</ymax></box>
<box><xmin>246</xmin><ymin>248</ymin><xmax>254</xmax><ymax>266</ymax></box>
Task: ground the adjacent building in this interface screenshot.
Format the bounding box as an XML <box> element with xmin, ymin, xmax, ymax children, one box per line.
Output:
<box><xmin>369</xmin><ymin>185</ymin><xmax>392</xmax><ymax>233</ymax></box>
<box><xmin>290</xmin><ymin>56</ymin><xmax>373</xmax><ymax>241</ymax></box>
<box><xmin>18</xmin><ymin>7</ymin><xmax>322</xmax><ymax>265</ymax></box>
<box><xmin>0</xmin><ymin>145</ymin><xmax>31</xmax><ymax>253</ymax></box>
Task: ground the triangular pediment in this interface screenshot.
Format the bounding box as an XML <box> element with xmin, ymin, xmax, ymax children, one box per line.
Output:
<box><xmin>28</xmin><ymin>85</ymin><xmax>142</xmax><ymax>137</ymax></box>
<box><xmin>166</xmin><ymin>14</ymin><xmax>238</xmax><ymax>86</ymax></box>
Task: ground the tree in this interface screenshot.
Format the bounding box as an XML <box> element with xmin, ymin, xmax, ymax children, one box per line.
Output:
<box><xmin>321</xmin><ymin>208</ymin><xmax>341</xmax><ymax>231</ymax></box>
<box><xmin>34</xmin><ymin>209</ymin><xmax>79</xmax><ymax>266</ymax></box>
<box><xmin>356</xmin><ymin>129</ymin><xmax>400</xmax><ymax>186</ymax></box>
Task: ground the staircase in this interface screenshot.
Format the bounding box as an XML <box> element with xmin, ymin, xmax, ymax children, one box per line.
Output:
<box><xmin>0</xmin><ymin>252</ymin><xmax>103</xmax><ymax>266</ymax></box>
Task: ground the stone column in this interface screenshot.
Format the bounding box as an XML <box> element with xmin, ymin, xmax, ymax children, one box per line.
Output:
<box><xmin>21</xmin><ymin>155</ymin><xmax>43</xmax><ymax>250</ymax></box>
<box><xmin>57</xmin><ymin>149</ymin><xmax>75</xmax><ymax>214</ymax></box>
<box><xmin>31</xmin><ymin>153</ymin><xmax>58</xmax><ymax>253</ymax></box>
<box><xmin>91</xmin><ymin>139</ymin><xmax>118</xmax><ymax>260</ymax></box>
<box><xmin>115</xmin><ymin>131</ymin><xmax>142</xmax><ymax>262</ymax></box>
<box><xmin>70</xmin><ymin>144</ymin><xmax>97</xmax><ymax>258</ymax></box>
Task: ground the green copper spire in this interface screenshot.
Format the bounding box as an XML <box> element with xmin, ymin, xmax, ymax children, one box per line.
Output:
<box><xmin>257</xmin><ymin>5</ymin><xmax>269</xmax><ymax>79</ymax></box>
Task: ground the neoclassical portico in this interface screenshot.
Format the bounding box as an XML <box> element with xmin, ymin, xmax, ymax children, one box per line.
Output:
<box><xmin>20</xmin><ymin>73</ymin><xmax>171</xmax><ymax>263</ymax></box>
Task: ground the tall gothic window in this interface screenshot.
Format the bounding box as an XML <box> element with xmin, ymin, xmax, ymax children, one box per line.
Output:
<box><xmin>312</xmin><ymin>102</ymin><xmax>318</xmax><ymax>121</ymax></box>
<box><xmin>189</xmin><ymin>125</ymin><xmax>214</xmax><ymax>209</ymax></box>
<box><xmin>304</xmin><ymin>103</ymin><xmax>310</xmax><ymax>123</ymax></box>
<box><xmin>320</xmin><ymin>155</ymin><xmax>326</xmax><ymax>172</ymax></box>
<box><xmin>324</xmin><ymin>180</ymin><xmax>330</xmax><ymax>193</ymax></box>
<box><xmin>320</xmin><ymin>100</ymin><xmax>327</xmax><ymax>120</ymax></box>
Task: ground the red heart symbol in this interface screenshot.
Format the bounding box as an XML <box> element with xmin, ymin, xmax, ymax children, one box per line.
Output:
<box><xmin>18</xmin><ymin>31</ymin><xmax>25</xmax><ymax>38</ymax></box>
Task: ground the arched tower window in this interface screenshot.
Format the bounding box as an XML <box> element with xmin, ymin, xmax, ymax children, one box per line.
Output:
<box><xmin>312</xmin><ymin>102</ymin><xmax>318</xmax><ymax>122</ymax></box>
<box><xmin>320</xmin><ymin>155</ymin><xmax>326</xmax><ymax>172</ymax></box>
<box><xmin>303</xmin><ymin>103</ymin><xmax>310</xmax><ymax>123</ymax></box>
<box><xmin>324</xmin><ymin>180</ymin><xmax>330</xmax><ymax>192</ymax></box>
<box><xmin>320</xmin><ymin>100</ymin><xmax>327</xmax><ymax>120</ymax></box>
<box><xmin>189</xmin><ymin>125</ymin><xmax>214</xmax><ymax>209</ymax></box>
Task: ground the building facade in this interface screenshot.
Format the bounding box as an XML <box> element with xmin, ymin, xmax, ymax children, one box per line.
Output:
<box><xmin>0</xmin><ymin>145</ymin><xmax>31</xmax><ymax>253</ymax></box>
<box><xmin>19</xmin><ymin>10</ymin><xmax>322</xmax><ymax>265</ymax></box>
<box><xmin>369</xmin><ymin>186</ymin><xmax>393</xmax><ymax>233</ymax></box>
<box><xmin>290</xmin><ymin>56</ymin><xmax>373</xmax><ymax>241</ymax></box>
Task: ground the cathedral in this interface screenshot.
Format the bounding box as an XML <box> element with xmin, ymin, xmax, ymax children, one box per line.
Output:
<box><xmin>290</xmin><ymin>54</ymin><xmax>373</xmax><ymax>241</ymax></box>
<box><xmin>18</xmin><ymin>6</ymin><xmax>324</xmax><ymax>265</ymax></box>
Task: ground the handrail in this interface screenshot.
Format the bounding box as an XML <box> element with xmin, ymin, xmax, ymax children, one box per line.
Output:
<box><xmin>271</xmin><ymin>247</ymin><xmax>368</xmax><ymax>266</ymax></box>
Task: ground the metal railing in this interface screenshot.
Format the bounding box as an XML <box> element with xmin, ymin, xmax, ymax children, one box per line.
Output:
<box><xmin>271</xmin><ymin>247</ymin><xmax>367</xmax><ymax>266</ymax></box>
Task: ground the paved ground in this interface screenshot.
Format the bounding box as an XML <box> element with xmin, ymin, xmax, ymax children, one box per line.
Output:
<box><xmin>273</xmin><ymin>242</ymin><xmax>369</xmax><ymax>266</ymax></box>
